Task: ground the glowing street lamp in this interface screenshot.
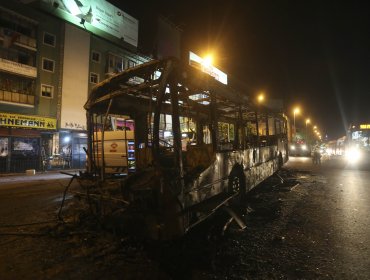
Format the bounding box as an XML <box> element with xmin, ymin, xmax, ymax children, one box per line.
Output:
<box><xmin>202</xmin><ymin>54</ymin><xmax>213</xmax><ymax>68</ymax></box>
<box><xmin>257</xmin><ymin>93</ymin><xmax>265</xmax><ymax>103</ymax></box>
<box><xmin>305</xmin><ymin>118</ymin><xmax>311</xmax><ymax>144</ymax></box>
<box><xmin>189</xmin><ymin>51</ymin><xmax>228</xmax><ymax>85</ymax></box>
<box><xmin>255</xmin><ymin>92</ymin><xmax>265</xmax><ymax>147</ymax></box>
<box><xmin>293</xmin><ymin>107</ymin><xmax>300</xmax><ymax>140</ymax></box>
<box><xmin>258</xmin><ymin>92</ymin><xmax>270</xmax><ymax>137</ymax></box>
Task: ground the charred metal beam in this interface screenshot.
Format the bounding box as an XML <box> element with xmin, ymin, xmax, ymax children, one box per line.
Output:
<box><xmin>222</xmin><ymin>205</ymin><xmax>247</xmax><ymax>230</ymax></box>
<box><xmin>101</xmin><ymin>98</ymin><xmax>113</xmax><ymax>180</ymax></box>
<box><xmin>170</xmin><ymin>82</ymin><xmax>184</xmax><ymax>182</ymax></box>
<box><xmin>153</xmin><ymin>59</ymin><xmax>174</xmax><ymax>167</ymax></box>
<box><xmin>85</xmin><ymin>80</ymin><xmax>159</xmax><ymax>111</ymax></box>
<box><xmin>89</xmin><ymin>59</ymin><xmax>164</xmax><ymax>101</ymax></box>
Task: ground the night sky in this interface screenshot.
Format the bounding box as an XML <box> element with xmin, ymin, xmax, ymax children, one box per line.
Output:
<box><xmin>111</xmin><ymin>0</ymin><xmax>370</xmax><ymax>140</ymax></box>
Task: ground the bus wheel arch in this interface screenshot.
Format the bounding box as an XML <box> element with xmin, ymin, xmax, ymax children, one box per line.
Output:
<box><xmin>228</xmin><ymin>164</ymin><xmax>247</xmax><ymax>207</ymax></box>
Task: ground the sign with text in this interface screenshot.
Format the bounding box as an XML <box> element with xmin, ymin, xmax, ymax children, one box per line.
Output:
<box><xmin>0</xmin><ymin>112</ymin><xmax>57</xmax><ymax>130</ymax></box>
<box><xmin>359</xmin><ymin>124</ymin><xmax>370</xmax><ymax>130</ymax></box>
<box><xmin>40</xmin><ymin>0</ymin><xmax>138</xmax><ymax>47</ymax></box>
<box><xmin>189</xmin><ymin>51</ymin><xmax>228</xmax><ymax>85</ymax></box>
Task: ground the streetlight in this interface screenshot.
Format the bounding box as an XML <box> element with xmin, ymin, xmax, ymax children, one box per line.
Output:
<box><xmin>255</xmin><ymin>92</ymin><xmax>265</xmax><ymax>147</ymax></box>
<box><xmin>202</xmin><ymin>54</ymin><xmax>213</xmax><ymax>68</ymax></box>
<box><xmin>257</xmin><ymin>92</ymin><xmax>270</xmax><ymax>138</ymax></box>
<box><xmin>305</xmin><ymin>118</ymin><xmax>311</xmax><ymax>144</ymax></box>
<box><xmin>257</xmin><ymin>93</ymin><xmax>264</xmax><ymax>103</ymax></box>
<box><xmin>293</xmin><ymin>107</ymin><xmax>300</xmax><ymax>141</ymax></box>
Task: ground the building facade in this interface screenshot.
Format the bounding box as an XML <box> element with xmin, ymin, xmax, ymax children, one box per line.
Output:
<box><xmin>0</xmin><ymin>0</ymin><xmax>150</xmax><ymax>173</ymax></box>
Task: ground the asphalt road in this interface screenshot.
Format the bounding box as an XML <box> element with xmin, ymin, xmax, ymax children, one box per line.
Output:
<box><xmin>0</xmin><ymin>172</ymin><xmax>77</xmax><ymax>225</ymax></box>
<box><xmin>0</xmin><ymin>158</ymin><xmax>369</xmax><ymax>279</ymax></box>
<box><xmin>284</xmin><ymin>156</ymin><xmax>370</xmax><ymax>278</ymax></box>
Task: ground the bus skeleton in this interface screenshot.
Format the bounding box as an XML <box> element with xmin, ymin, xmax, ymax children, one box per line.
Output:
<box><xmin>80</xmin><ymin>58</ymin><xmax>288</xmax><ymax>239</ymax></box>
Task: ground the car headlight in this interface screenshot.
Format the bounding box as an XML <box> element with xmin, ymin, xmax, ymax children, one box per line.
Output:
<box><xmin>345</xmin><ymin>148</ymin><xmax>362</xmax><ymax>163</ymax></box>
<box><xmin>290</xmin><ymin>145</ymin><xmax>296</xmax><ymax>150</ymax></box>
<box><xmin>301</xmin><ymin>145</ymin><xmax>307</xmax><ymax>150</ymax></box>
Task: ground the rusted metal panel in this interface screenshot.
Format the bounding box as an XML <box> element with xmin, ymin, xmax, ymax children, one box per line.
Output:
<box><xmin>183</xmin><ymin>145</ymin><xmax>280</xmax><ymax>209</ymax></box>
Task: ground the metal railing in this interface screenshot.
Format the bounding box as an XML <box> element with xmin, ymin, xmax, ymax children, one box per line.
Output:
<box><xmin>0</xmin><ymin>27</ymin><xmax>37</xmax><ymax>50</ymax></box>
<box><xmin>9</xmin><ymin>157</ymin><xmax>40</xmax><ymax>173</ymax></box>
<box><xmin>0</xmin><ymin>157</ymin><xmax>8</xmax><ymax>173</ymax></box>
<box><xmin>0</xmin><ymin>90</ymin><xmax>35</xmax><ymax>106</ymax></box>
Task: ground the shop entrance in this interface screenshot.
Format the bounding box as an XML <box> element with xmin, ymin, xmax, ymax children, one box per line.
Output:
<box><xmin>0</xmin><ymin>137</ymin><xmax>9</xmax><ymax>173</ymax></box>
<box><xmin>10</xmin><ymin>137</ymin><xmax>40</xmax><ymax>172</ymax></box>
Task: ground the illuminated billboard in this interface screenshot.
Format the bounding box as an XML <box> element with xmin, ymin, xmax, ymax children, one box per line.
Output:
<box><xmin>0</xmin><ymin>112</ymin><xmax>57</xmax><ymax>130</ymax></box>
<box><xmin>360</xmin><ymin>124</ymin><xmax>370</xmax><ymax>130</ymax></box>
<box><xmin>40</xmin><ymin>0</ymin><xmax>138</xmax><ymax>47</ymax></box>
<box><xmin>189</xmin><ymin>51</ymin><xmax>228</xmax><ymax>85</ymax></box>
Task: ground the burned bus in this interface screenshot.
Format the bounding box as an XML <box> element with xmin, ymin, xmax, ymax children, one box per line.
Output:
<box><xmin>83</xmin><ymin>58</ymin><xmax>288</xmax><ymax>239</ymax></box>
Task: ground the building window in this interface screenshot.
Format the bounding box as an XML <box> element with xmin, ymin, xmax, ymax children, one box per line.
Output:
<box><xmin>43</xmin><ymin>32</ymin><xmax>56</xmax><ymax>47</ymax></box>
<box><xmin>90</xmin><ymin>72</ymin><xmax>99</xmax><ymax>84</ymax></box>
<box><xmin>41</xmin><ymin>84</ymin><xmax>53</xmax><ymax>98</ymax></box>
<box><xmin>107</xmin><ymin>53</ymin><xmax>124</xmax><ymax>73</ymax></box>
<box><xmin>91</xmin><ymin>51</ymin><xmax>100</xmax><ymax>63</ymax></box>
<box><xmin>42</xmin><ymin>58</ymin><xmax>55</xmax><ymax>72</ymax></box>
<box><xmin>128</xmin><ymin>60</ymin><xmax>136</xmax><ymax>68</ymax></box>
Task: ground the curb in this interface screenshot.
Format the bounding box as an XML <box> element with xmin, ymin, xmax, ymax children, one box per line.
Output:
<box><xmin>0</xmin><ymin>169</ymin><xmax>85</xmax><ymax>177</ymax></box>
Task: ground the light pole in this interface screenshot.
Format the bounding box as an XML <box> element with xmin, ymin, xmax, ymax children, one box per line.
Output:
<box><xmin>293</xmin><ymin>107</ymin><xmax>300</xmax><ymax>141</ymax></box>
<box><xmin>255</xmin><ymin>93</ymin><xmax>265</xmax><ymax>147</ymax></box>
<box><xmin>313</xmin><ymin>125</ymin><xmax>317</xmax><ymax>143</ymax></box>
<box><xmin>305</xmin><ymin>118</ymin><xmax>310</xmax><ymax>144</ymax></box>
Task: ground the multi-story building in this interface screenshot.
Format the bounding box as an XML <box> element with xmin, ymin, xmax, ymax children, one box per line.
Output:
<box><xmin>0</xmin><ymin>0</ymin><xmax>150</xmax><ymax>172</ymax></box>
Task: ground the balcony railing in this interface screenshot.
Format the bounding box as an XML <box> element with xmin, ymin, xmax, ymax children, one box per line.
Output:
<box><xmin>0</xmin><ymin>57</ymin><xmax>37</xmax><ymax>78</ymax></box>
<box><xmin>0</xmin><ymin>27</ymin><xmax>37</xmax><ymax>51</ymax></box>
<box><xmin>0</xmin><ymin>90</ymin><xmax>35</xmax><ymax>107</ymax></box>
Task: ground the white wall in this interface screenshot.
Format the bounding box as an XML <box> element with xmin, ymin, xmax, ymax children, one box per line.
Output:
<box><xmin>61</xmin><ymin>24</ymin><xmax>90</xmax><ymax>130</ymax></box>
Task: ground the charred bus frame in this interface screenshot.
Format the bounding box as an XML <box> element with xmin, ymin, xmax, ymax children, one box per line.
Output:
<box><xmin>84</xmin><ymin>58</ymin><xmax>288</xmax><ymax>239</ymax></box>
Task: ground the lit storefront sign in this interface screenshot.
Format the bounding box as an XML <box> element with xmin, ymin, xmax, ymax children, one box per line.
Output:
<box><xmin>359</xmin><ymin>124</ymin><xmax>370</xmax><ymax>129</ymax></box>
<box><xmin>0</xmin><ymin>112</ymin><xmax>57</xmax><ymax>130</ymax></box>
<box><xmin>40</xmin><ymin>0</ymin><xmax>138</xmax><ymax>47</ymax></box>
<box><xmin>189</xmin><ymin>51</ymin><xmax>228</xmax><ymax>85</ymax></box>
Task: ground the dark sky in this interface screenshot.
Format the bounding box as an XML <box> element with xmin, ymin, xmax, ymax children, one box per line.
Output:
<box><xmin>112</xmin><ymin>0</ymin><xmax>370</xmax><ymax>139</ymax></box>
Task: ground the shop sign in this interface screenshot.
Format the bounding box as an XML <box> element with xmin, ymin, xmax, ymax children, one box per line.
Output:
<box><xmin>64</xmin><ymin>122</ymin><xmax>86</xmax><ymax>130</ymax></box>
<box><xmin>0</xmin><ymin>112</ymin><xmax>57</xmax><ymax>130</ymax></box>
<box><xmin>359</xmin><ymin>124</ymin><xmax>370</xmax><ymax>130</ymax></box>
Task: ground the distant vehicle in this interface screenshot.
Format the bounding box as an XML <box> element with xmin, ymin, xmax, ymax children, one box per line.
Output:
<box><xmin>345</xmin><ymin>123</ymin><xmax>370</xmax><ymax>166</ymax></box>
<box><xmin>326</xmin><ymin>138</ymin><xmax>345</xmax><ymax>156</ymax></box>
<box><xmin>289</xmin><ymin>140</ymin><xmax>311</xmax><ymax>156</ymax></box>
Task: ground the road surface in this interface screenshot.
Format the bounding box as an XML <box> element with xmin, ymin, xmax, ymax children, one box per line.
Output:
<box><xmin>0</xmin><ymin>157</ymin><xmax>369</xmax><ymax>279</ymax></box>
